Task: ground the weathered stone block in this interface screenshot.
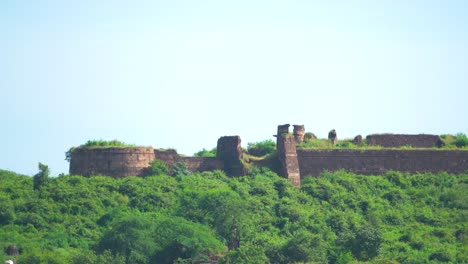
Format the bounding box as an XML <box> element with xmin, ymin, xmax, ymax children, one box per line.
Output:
<box><xmin>293</xmin><ymin>125</ymin><xmax>305</xmax><ymax>143</ymax></box>
<box><xmin>217</xmin><ymin>136</ymin><xmax>246</xmax><ymax>176</ymax></box>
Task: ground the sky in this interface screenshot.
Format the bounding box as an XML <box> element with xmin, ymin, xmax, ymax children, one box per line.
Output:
<box><xmin>1</xmin><ymin>0</ymin><xmax>467</xmax><ymax>176</ymax></box>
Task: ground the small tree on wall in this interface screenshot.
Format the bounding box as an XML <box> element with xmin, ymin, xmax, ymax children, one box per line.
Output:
<box><xmin>33</xmin><ymin>163</ymin><xmax>50</xmax><ymax>190</ymax></box>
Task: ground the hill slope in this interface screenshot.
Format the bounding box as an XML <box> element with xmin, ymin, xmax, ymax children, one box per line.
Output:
<box><xmin>0</xmin><ymin>169</ymin><xmax>467</xmax><ymax>263</ymax></box>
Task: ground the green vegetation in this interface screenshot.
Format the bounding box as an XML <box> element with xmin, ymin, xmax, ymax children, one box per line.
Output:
<box><xmin>148</xmin><ymin>159</ymin><xmax>170</xmax><ymax>176</ymax></box>
<box><xmin>79</xmin><ymin>139</ymin><xmax>137</xmax><ymax>148</ymax></box>
<box><xmin>33</xmin><ymin>163</ymin><xmax>50</xmax><ymax>190</ymax></box>
<box><xmin>247</xmin><ymin>139</ymin><xmax>276</xmax><ymax>157</ymax></box>
<box><xmin>65</xmin><ymin>140</ymin><xmax>142</xmax><ymax>162</ymax></box>
<box><xmin>298</xmin><ymin>138</ymin><xmax>366</xmax><ymax>149</ymax></box>
<box><xmin>193</xmin><ymin>148</ymin><xmax>217</xmax><ymax>157</ymax></box>
<box><xmin>299</xmin><ymin>133</ymin><xmax>468</xmax><ymax>150</ymax></box>
<box><xmin>0</xmin><ymin>168</ymin><xmax>466</xmax><ymax>263</ymax></box>
<box><xmin>441</xmin><ymin>133</ymin><xmax>468</xmax><ymax>148</ymax></box>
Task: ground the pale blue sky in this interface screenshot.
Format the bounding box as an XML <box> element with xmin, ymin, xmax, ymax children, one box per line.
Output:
<box><xmin>1</xmin><ymin>0</ymin><xmax>467</xmax><ymax>175</ymax></box>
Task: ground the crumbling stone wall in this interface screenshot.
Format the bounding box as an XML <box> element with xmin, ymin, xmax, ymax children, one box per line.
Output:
<box><xmin>297</xmin><ymin>149</ymin><xmax>468</xmax><ymax>177</ymax></box>
<box><xmin>154</xmin><ymin>149</ymin><xmax>224</xmax><ymax>172</ymax></box>
<box><xmin>70</xmin><ymin>147</ymin><xmax>224</xmax><ymax>177</ymax></box>
<box><xmin>366</xmin><ymin>134</ymin><xmax>442</xmax><ymax>148</ymax></box>
<box><xmin>180</xmin><ymin>157</ymin><xmax>224</xmax><ymax>172</ymax></box>
<box><xmin>293</xmin><ymin>125</ymin><xmax>305</xmax><ymax>143</ymax></box>
<box><xmin>216</xmin><ymin>136</ymin><xmax>246</xmax><ymax>176</ymax></box>
<box><xmin>154</xmin><ymin>149</ymin><xmax>180</xmax><ymax>168</ymax></box>
<box><xmin>275</xmin><ymin>125</ymin><xmax>301</xmax><ymax>186</ymax></box>
<box><xmin>70</xmin><ymin>147</ymin><xmax>155</xmax><ymax>177</ymax></box>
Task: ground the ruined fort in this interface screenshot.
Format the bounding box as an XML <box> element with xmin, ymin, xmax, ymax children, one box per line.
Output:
<box><xmin>69</xmin><ymin>125</ymin><xmax>468</xmax><ymax>186</ymax></box>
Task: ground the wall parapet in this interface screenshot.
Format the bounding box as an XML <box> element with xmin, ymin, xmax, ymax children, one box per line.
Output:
<box><xmin>366</xmin><ymin>134</ymin><xmax>442</xmax><ymax>148</ymax></box>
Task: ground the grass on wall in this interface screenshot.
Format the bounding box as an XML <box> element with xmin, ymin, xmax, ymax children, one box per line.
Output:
<box><xmin>297</xmin><ymin>133</ymin><xmax>468</xmax><ymax>150</ymax></box>
<box><xmin>65</xmin><ymin>140</ymin><xmax>146</xmax><ymax>162</ymax></box>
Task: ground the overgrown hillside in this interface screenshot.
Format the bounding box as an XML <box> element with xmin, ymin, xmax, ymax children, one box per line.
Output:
<box><xmin>0</xmin><ymin>169</ymin><xmax>466</xmax><ymax>263</ymax></box>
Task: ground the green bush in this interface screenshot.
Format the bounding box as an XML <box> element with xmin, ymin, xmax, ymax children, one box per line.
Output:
<box><xmin>172</xmin><ymin>162</ymin><xmax>192</xmax><ymax>176</ymax></box>
<box><xmin>193</xmin><ymin>148</ymin><xmax>216</xmax><ymax>157</ymax></box>
<box><xmin>33</xmin><ymin>163</ymin><xmax>50</xmax><ymax>190</ymax></box>
<box><xmin>148</xmin><ymin>159</ymin><xmax>169</xmax><ymax>176</ymax></box>
<box><xmin>82</xmin><ymin>139</ymin><xmax>136</xmax><ymax>148</ymax></box>
<box><xmin>454</xmin><ymin>133</ymin><xmax>468</xmax><ymax>147</ymax></box>
<box><xmin>247</xmin><ymin>139</ymin><xmax>276</xmax><ymax>157</ymax></box>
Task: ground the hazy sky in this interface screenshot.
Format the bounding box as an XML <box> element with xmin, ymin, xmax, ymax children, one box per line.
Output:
<box><xmin>1</xmin><ymin>0</ymin><xmax>467</xmax><ymax>175</ymax></box>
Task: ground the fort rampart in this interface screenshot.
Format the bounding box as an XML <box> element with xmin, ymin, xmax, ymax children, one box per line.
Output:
<box><xmin>297</xmin><ymin>149</ymin><xmax>468</xmax><ymax>177</ymax></box>
<box><xmin>69</xmin><ymin>125</ymin><xmax>468</xmax><ymax>186</ymax></box>
<box><xmin>69</xmin><ymin>147</ymin><xmax>155</xmax><ymax>177</ymax></box>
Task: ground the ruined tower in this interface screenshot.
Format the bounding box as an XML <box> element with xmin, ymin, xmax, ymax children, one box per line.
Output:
<box><xmin>275</xmin><ymin>124</ymin><xmax>301</xmax><ymax>186</ymax></box>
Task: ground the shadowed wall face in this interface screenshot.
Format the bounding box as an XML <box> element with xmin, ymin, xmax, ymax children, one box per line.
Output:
<box><xmin>216</xmin><ymin>136</ymin><xmax>246</xmax><ymax>176</ymax></box>
<box><xmin>277</xmin><ymin>134</ymin><xmax>301</xmax><ymax>186</ymax></box>
<box><xmin>297</xmin><ymin>149</ymin><xmax>468</xmax><ymax>177</ymax></box>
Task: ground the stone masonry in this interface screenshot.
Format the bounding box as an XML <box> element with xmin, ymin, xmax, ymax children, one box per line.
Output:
<box><xmin>216</xmin><ymin>136</ymin><xmax>246</xmax><ymax>176</ymax></box>
<box><xmin>366</xmin><ymin>134</ymin><xmax>442</xmax><ymax>148</ymax></box>
<box><xmin>275</xmin><ymin>125</ymin><xmax>301</xmax><ymax>186</ymax></box>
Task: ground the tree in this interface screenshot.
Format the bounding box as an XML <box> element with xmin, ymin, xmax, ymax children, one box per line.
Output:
<box><xmin>33</xmin><ymin>162</ymin><xmax>50</xmax><ymax>190</ymax></box>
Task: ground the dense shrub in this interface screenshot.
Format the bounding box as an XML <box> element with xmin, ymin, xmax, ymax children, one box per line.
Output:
<box><xmin>247</xmin><ymin>139</ymin><xmax>276</xmax><ymax>157</ymax></box>
<box><xmin>193</xmin><ymin>148</ymin><xmax>216</xmax><ymax>157</ymax></box>
<box><xmin>148</xmin><ymin>159</ymin><xmax>169</xmax><ymax>176</ymax></box>
<box><xmin>454</xmin><ymin>133</ymin><xmax>468</xmax><ymax>148</ymax></box>
<box><xmin>0</xmin><ymin>169</ymin><xmax>466</xmax><ymax>263</ymax></box>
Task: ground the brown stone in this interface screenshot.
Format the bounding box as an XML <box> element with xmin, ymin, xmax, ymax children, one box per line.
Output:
<box><xmin>304</xmin><ymin>132</ymin><xmax>317</xmax><ymax>141</ymax></box>
<box><xmin>366</xmin><ymin>134</ymin><xmax>442</xmax><ymax>148</ymax></box>
<box><xmin>297</xmin><ymin>149</ymin><xmax>468</xmax><ymax>177</ymax></box>
<box><xmin>293</xmin><ymin>125</ymin><xmax>305</xmax><ymax>143</ymax></box>
<box><xmin>276</xmin><ymin>124</ymin><xmax>290</xmax><ymax>137</ymax></box>
<box><xmin>216</xmin><ymin>136</ymin><xmax>246</xmax><ymax>176</ymax></box>
<box><xmin>276</xmin><ymin>125</ymin><xmax>301</xmax><ymax>186</ymax></box>
<box><xmin>353</xmin><ymin>135</ymin><xmax>362</xmax><ymax>145</ymax></box>
<box><xmin>69</xmin><ymin>147</ymin><xmax>155</xmax><ymax>177</ymax></box>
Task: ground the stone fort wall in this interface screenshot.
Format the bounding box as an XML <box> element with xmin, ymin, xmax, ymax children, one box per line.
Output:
<box><xmin>366</xmin><ymin>134</ymin><xmax>442</xmax><ymax>148</ymax></box>
<box><xmin>69</xmin><ymin>147</ymin><xmax>155</xmax><ymax>177</ymax></box>
<box><xmin>297</xmin><ymin>149</ymin><xmax>468</xmax><ymax>177</ymax></box>
<box><xmin>69</xmin><ymin>126</ymin><xmax>468</xmax><ymax>184</ymax></box>
<box><xmin>69</xmin><ymin>137</ymin><xmax>240</xmax><ymax>177</ymax></box>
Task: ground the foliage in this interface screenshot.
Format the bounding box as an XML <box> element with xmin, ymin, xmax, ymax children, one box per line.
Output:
<box><xmin>433</xmin><ymin>133</ymin><xmax>468</xmax><ymax>149</ymax></box>
<box><xmin>247</xmin><ymin>139</ymin><xmax>276</xmax><ymax>157</ymax></box>
<box><xmin>454</xmin><ymin>133</ymin><xmax>468</xmax><ymax>148</ymax></box>
<box><xmin>193</xmin><ymin>148</ymin><xmax>216</xmax><ymax>157</ymax></box>
<box><xmin>171</xmin><ymin>162</ymin><xmax>192</xmax><ymax>177</ymax></box>
<box><xmin>33</xmin><ymin>162</ymin><xmax>49</xmax><ymax>190</ymax></box>
<box><xmin>65</xmin><ymin>139</ymin><xmax>140</xmax><ymax>162</ymax></box>
<box><xmin>301</xmin><ymin>133</ymin><xmax>468</xmax><ymax>150</ymax></box>
<box><xmin>81</xmin><ymin>139</ymin><xmax>137</xmax><ymax>148</ymax></box>
<box><xmin>148</xmin><ymin>159</ymin><xmax>169</xmax><ymax>176</ymax></box>
<box><xmin>0</xmin><ymin>169</ymin><xmax>467</xmax><ymax>263</ymax></box>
